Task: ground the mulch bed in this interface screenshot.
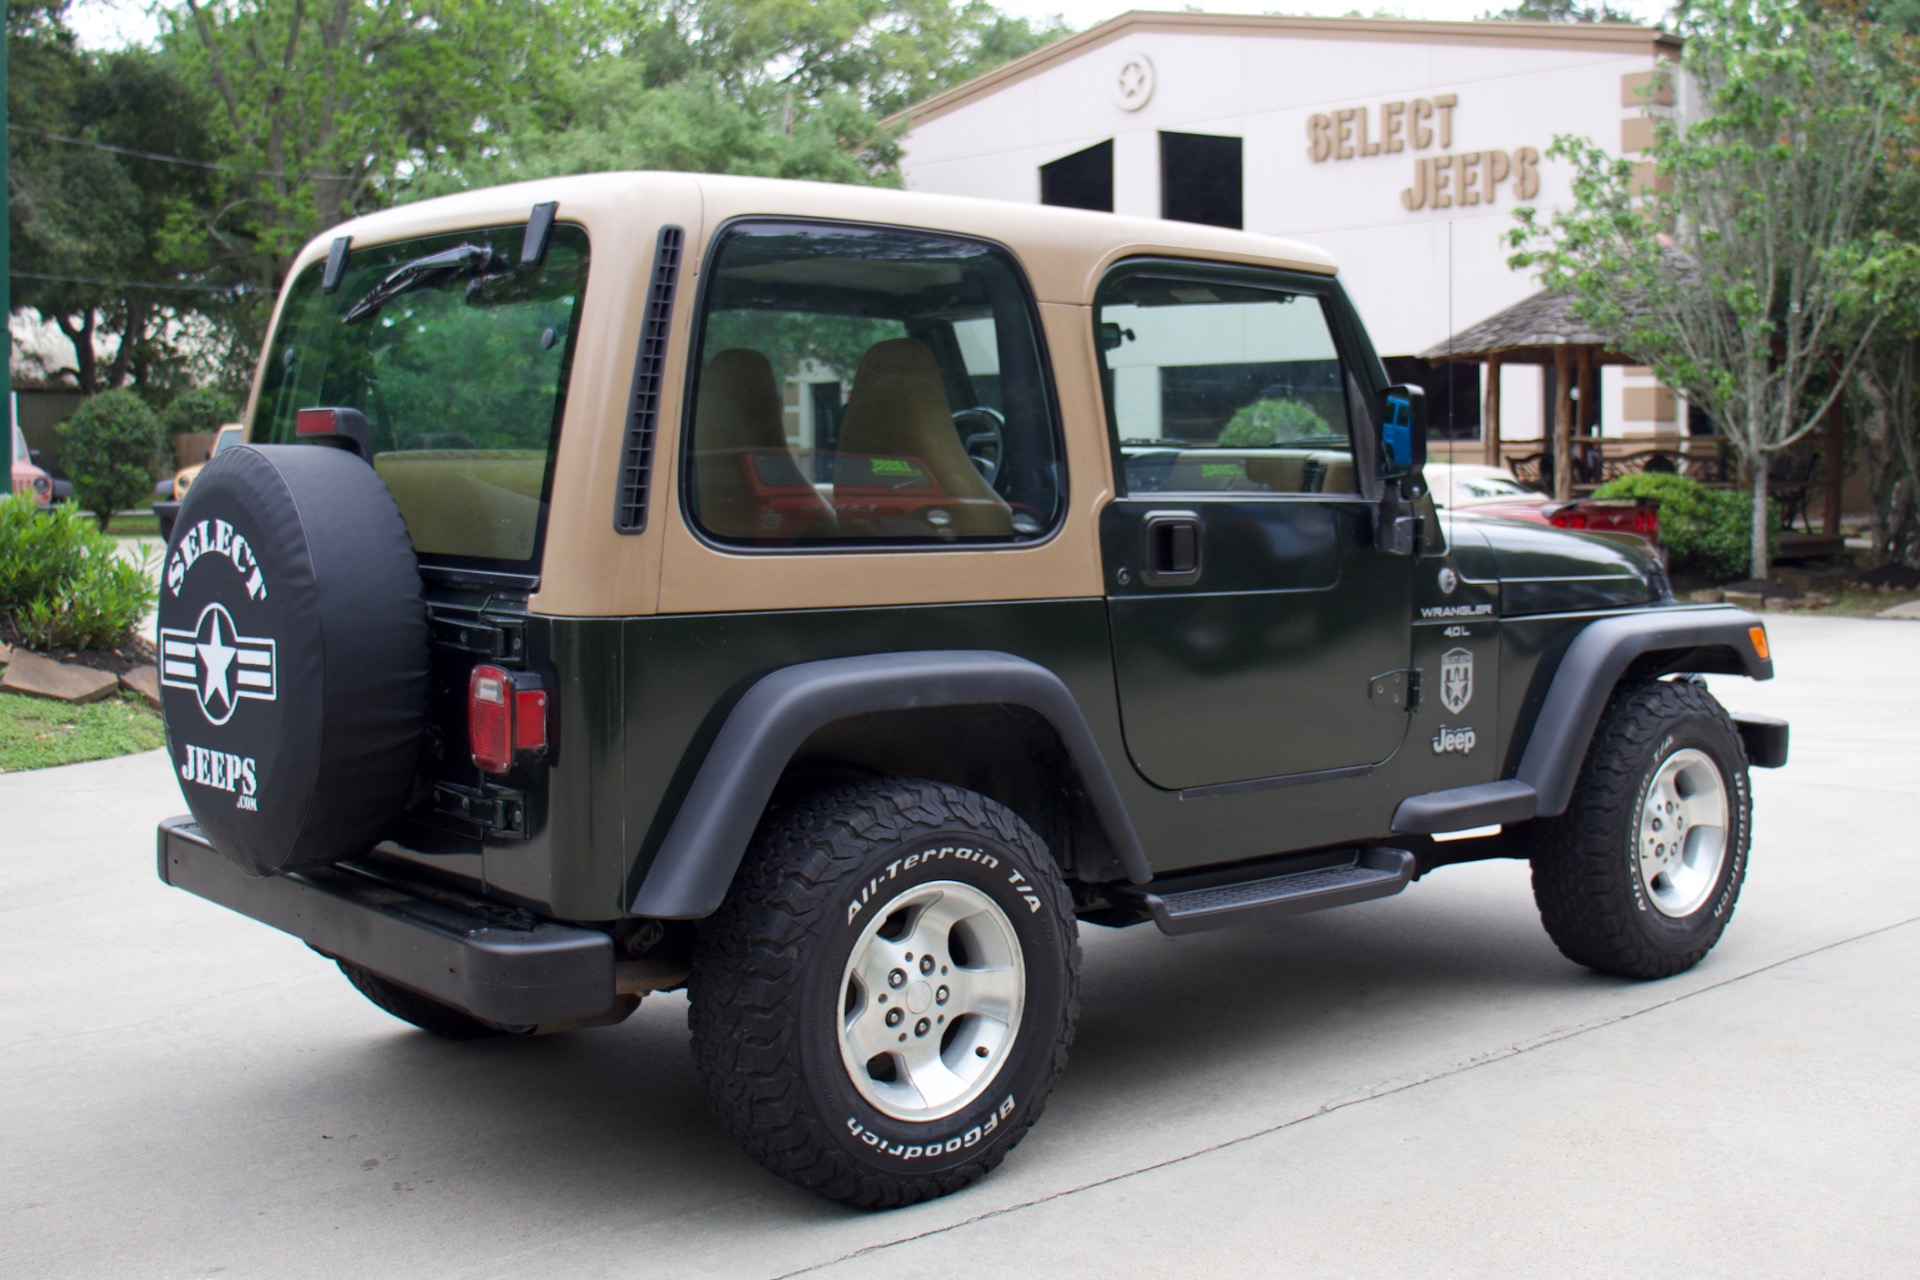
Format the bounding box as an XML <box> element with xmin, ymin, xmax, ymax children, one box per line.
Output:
<box><xmin>0</xmin><ymin>619</ymin><xmax>157</xmax><ymax>679</ymax></box>
<box><xmin>1859</xmin><ymin>563</ymin><xmax>1920</xmax><ymax>592</ymax></box>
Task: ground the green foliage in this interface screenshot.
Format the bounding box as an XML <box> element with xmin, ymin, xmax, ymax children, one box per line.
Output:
<box><xmin>1507</xmin><ymin>0</ymin><xmax>1915</xmax><ymax>579</ymax></box>
<box><xmin>0</xmin><ymin>494</ymin><xmax>159</xmax><ymax>651</ymax></box>
<box><xmin>1592</xmin><ymin>472</ymin><xmax>1776</xmax><ymax>581</ymax></box>
<box><xmin>1479</xmin><ymin>0</ymin><xmax>1638</xmax><ymax>21</ymax></box>
<box><xmin>161</xmin><ymin>387</ymin><xmax>241</xmax><ymax>438</ymax></box>
<box><xmin>58</xmin><ymin>391</ymin><xmax>166</xmax><ymax>532</ymax></box>
<box><xmin>1219</xmin><ymin>398</ymin><xmax>1332</xmax><ymax>447</ymax></box>
<box><xmin>6</xmin><ymin>7</ymin><xmax>229</xmax><ymax>394</ymax></box>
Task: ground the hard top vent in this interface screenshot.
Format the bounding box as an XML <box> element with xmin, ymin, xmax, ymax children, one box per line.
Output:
<box><xmin>615</xmin><ymin>225</ymin><xmax>684</xmax><ymax>533</ymax></box>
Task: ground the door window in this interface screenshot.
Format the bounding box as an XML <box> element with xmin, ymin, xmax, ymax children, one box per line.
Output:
<box><xmin>1097</xmin><ymin>269</ymin><xmax>1355</xmax><ymax>497</ymax></box>
<box><xmin>685</xmin><ymin>221</ymin><xmax>1062</xmax><ymax>546</ymax></box>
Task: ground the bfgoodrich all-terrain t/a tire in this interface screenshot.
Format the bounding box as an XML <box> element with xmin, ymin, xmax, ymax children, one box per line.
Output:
<box><xmin>688</xmin><ymin>778</ymin><xmax>1081</xmax><ymax>1208</ymax></box>
<box><xmin>1529</xmin><ymin>678</ymin><xmax>1752</xmax><ymax>980</ymax></box>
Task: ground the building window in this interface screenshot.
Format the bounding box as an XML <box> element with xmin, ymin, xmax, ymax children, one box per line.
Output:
<box><xmin>1040</xmin><ymin>141</ymin><xmax>1114</xmax><ymax>213</ymax></box>
<box><xmin>685</xmin><ymin>221</ymin><xmax>1063</xmax><ymax>546</ymax></box>
<box><xmin>1160</xmin><ymin>132</ymin><xmax>1242</xmax><ymax>230</ymax></box>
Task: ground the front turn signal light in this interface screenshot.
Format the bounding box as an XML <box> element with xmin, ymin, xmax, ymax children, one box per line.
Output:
<box><xmin>1749</xmin><ymin>626</ymin><xmax>1769</xmax><ymax>661</ymax></box>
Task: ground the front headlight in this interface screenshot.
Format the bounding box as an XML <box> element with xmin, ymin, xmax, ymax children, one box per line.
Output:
<box><xmin>32</xmin><ymin>475</ymin><xmax>50</xmax><ymax>496</ymax></box>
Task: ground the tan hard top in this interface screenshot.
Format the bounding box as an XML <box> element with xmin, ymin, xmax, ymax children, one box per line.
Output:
<box><xmin>281</xmin><ymin>170</ymin><xmax>1340</xmax><ymax>303</ymax></box>
<box><xmin>263</xmin><ymin>172</ymin><xmax>1340</xmax><ymax>619</ymax></box>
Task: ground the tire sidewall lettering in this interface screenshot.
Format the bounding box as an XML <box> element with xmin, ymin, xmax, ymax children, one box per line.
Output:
<box><xmin>813</xmin><ymin>835</ymin><xmax>1066</xmax><ymax>1173</ymax></box>
<box><xmin>1626</xmin><ymin>717</ymin><xmax>1748</xmax><ymax>934</ymax></box>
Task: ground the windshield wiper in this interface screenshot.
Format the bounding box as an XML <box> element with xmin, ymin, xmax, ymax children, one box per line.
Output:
<box><xmin>342</xmin><ymin>243</ymin><xmax>493</xmax><ymax>324</ymax></box>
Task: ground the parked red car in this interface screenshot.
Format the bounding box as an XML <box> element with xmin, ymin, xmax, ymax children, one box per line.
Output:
<box><xmin>1426</xmin><ymin>462</ymin><xmax>1659</xmax><ymax>545</ymax></box>
<box><xmin>10</xmin><ymin>422</ymin><xmax>51</xmax><ymax>506</ymax></box>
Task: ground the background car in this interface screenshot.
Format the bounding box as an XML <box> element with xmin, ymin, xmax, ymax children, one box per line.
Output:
<box><xmin>1427</xmin><ymin>460</ymin><xmax>1659</xmax><ymax>545</ymax></box>
<box><xmin>10</xmin><ymin>422</ymin><xmax>52</xmax><ymax>506</ymax></box>
<box><xmin>154</xmin><ymin>422</ymin><xmax>242</xmax><ymax>541</ymax></box>
<box><xmin>173</xmin><ymin>423</ymin><xmax>243</xmax><ymax>501</ymax></box>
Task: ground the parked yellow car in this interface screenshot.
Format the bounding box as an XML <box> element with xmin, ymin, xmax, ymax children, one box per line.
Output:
<box><xmin>174</xmin><ymin>423</ymin><xmax>243</xmax><ymax>500</ymax></box>
<box><xmin>155</xmin><ymin>423</ymin><xmax>242</xmax><ymax>541</ymax></box>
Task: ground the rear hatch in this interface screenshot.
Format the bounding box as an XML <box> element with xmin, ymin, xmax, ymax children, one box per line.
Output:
<box><xmin>250</xmin><ymin>222</ymin><xmax>591</xmax><ymax>849</ymax></box>
<box><xmin>252</xmin><ymin>222</ymin><xmax>589</xmax><ymax>582</ymax></box>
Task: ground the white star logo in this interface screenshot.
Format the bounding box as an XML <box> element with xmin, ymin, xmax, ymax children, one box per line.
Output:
<box><xmin>158</xmin><ymin>603</ymin><xmax>278</xmax><ymax>726</ymax></box>
<box><xmin>196</xmin><ymin>609</ymin><xmax>239</xmax><ymax>715</ymax></box>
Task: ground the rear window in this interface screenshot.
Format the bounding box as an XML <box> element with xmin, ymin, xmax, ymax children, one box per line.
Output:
<box><xmin>254</xmin><ymin>224</ymin><xmax>590</xmax><ymax>572</ymax></box>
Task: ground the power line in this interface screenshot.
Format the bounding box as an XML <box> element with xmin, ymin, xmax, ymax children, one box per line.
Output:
<box><xmin>11</xmin><ymin>270</ymin><xmax>247</xmax><ymax>295</ymax></box>
<box><xmin>5</xmin><ymin>123</ymin><xmax>352</xmax><ymax>181</ymax></box>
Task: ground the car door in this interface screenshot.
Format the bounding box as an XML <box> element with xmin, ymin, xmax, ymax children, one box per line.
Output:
<box><xmin>1096</xmin><ymin>261</ymin><xmax>1414</xmax><ymax>790</ymax></box>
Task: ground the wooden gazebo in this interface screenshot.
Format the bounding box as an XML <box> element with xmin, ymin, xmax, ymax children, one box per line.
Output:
<box><xmin>1421</xmin><ymin>290</ymin><xmax>1636</xmax><ymax>501</ymax></box>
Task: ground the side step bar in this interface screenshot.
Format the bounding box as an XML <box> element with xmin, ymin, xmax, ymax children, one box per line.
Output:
<box><xmin>1116</xmin><ymin>847</ymin><xmax>1416</xmax><ymax>936</ymax></box>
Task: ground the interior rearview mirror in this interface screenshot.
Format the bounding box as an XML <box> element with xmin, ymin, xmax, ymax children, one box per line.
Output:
<box><xmin>1379</xmin><ymin>384</ymin><xmax>1426</xmax><ymax>483</ymax></box>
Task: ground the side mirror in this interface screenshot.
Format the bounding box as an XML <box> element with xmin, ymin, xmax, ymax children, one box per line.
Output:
<box><xmin>1379</xmin><ymin>384</ymin><xmax>1427</xmax><ymax>484</ymax></box>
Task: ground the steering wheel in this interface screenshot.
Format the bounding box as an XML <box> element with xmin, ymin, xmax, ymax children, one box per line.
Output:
<box><xmin>952</xmin><ymin>407</ymin><xmax>1006</xmax><ymax>487</ymax></box>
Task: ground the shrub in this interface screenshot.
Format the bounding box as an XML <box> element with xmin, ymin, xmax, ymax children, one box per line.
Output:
<box><xmin>59</xmin><ymin>389</ymin><xmax>165</xmax><ymax>532</ymax></box>
<box><xmin>1219</xmin><ymin>398</ymin><xmax>1331</xmax><ymax>447</ymax></box>
<box><xmin>161</xmin><ymin>387</ymin><xmax>240</xmax><ymax>438</ymax></box>
<box><xmin>0</xmin><ymin>492</ymin><xmax>157</xmax><ymax>651</ymax></box>
<box><xmin>160</xmin><ymin>387</ymin><xmax>240</xmax><ymax>475</ymax></box>
<box><xmin>1592</xmin><ymin>471</ymin><xmax>1777</xmax><ymax>581</ymax></box>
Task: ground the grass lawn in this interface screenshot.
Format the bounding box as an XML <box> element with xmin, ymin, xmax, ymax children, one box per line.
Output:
<box><xmin>0</xmin><ymin>691</ymin><xmax>165</xmax><ymax>772</ymax></box>
<box><xmin>106</xmin><ymin>513</ymin><xmax>162</xmax><ymax>539</ymax></box>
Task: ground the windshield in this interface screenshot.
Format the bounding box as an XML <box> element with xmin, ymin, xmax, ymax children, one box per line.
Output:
<box><xmin>253</xmin><ymin>223</ymin><xmax>589</xmax><ymax>571</ymax></box>
<box><xmin>211</xmin><ymin>427</ymin><xmax>239</xmax><ymax>456</ymax></box>
<box><xmin>10</xmin><ymin>424</ymin><xmax>25</xmax><ymax>466</ymax></box>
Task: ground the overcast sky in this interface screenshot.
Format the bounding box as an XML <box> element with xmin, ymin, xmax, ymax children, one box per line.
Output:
<box><xmin>67</xmin><ymin>0</ymin><xmax>1676</xmax><ymax>54</ymax></box>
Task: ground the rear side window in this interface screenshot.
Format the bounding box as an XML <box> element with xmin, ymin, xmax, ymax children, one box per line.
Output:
<box><xmin>254</xmin><ymin>224</ymin><xmax>589</xmax><ymax>573</ymax></box>
<box><xmin>685</xmin><ymin>221</ymin><xmax>1061</xmax><ymax>547</ymax></box>
<box><xmin>1097</xmin><ymin>268</ymin><xmax>1354</xmax><ymax>497</ymax></box>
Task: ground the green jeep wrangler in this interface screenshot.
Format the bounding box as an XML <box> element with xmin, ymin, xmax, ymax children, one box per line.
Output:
<box><xmin>155</xmin><ymin>173</ymin><xmax>1788</xmax><ymax>1208</ymax></box>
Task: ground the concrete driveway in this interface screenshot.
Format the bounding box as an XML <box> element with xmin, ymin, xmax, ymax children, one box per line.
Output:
<box><xmin>3</xmin><ymin>614</ymin><xmax>1914</xmax><ymax>1278</ymax></box>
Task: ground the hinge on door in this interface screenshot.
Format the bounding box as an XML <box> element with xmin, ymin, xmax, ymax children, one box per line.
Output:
<box><xmin>1368</xmin><ymin>668</ymin><xmax>1421</xmax><ymax>711</ymax></box>
<box><xmin>432</xmin><ymin>781</ymin><xmax>530</xmax><ymax>839</ymax></box>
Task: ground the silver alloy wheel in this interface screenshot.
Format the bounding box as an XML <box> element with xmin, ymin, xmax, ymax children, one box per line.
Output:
<box><xmin>837</xmin><ymin>880</ymin><xmax>1026</xmax><ymax>1123</ymax></box>
<box><xmin>1636</xmin><ymin>746</ymin><xmax>1730</xmax><ymax>918</ymax></box>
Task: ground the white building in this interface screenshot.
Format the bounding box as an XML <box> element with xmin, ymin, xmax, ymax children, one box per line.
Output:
<box><xmin>896</xmin><ymin>12</ymin><xmax>1685</xmax><ymax>455</ymax></box>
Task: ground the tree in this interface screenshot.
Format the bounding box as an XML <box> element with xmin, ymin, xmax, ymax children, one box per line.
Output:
<box><xmin>412</xmin><ymin>1</ymin><xmax>1070</xmax><ymax>196</ymax></box>
<box><xmin>1509</xmin><ymin>0</ymin><xmax>1909</xmax><ymax>580</ymax></box>
<box><xmin>1481</xmin><ymin>0</ymin><xmax>1641</xmax><ymax>22</ymax></box>
<box><xmin>7</xmin><ymin>1</ymin><xmax>230</xmax><ymax>393</ymax></box>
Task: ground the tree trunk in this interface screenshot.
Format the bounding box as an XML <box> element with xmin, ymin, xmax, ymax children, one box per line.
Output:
<box><xmin>1750</xmin><ymin>464</ymin><xmax>1770</xmax><ymax>583</ymax></box>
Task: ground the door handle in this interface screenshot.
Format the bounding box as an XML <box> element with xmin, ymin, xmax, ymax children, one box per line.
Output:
<box><xmin>1141</xmin><ymin>511</ymin><xmax>1201</xmax><ymax>587</ymax></box>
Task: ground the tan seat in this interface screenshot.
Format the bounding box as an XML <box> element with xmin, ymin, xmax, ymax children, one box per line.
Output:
<box><xmin>835</xmin><ymin>339</ymin><xmax>1012</xmax><ymax>537</ymax></box>
<box><xmin>692</xmin><ymin>348</ymin><xmax>831</xmax><ymax>539</ymax></box>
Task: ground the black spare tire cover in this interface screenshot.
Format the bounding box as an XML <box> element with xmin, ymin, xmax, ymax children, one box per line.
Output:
<box><xmin>157</xmin><ymin>444</ymin><xmax>428</xmax><ymax>875</ymax></box>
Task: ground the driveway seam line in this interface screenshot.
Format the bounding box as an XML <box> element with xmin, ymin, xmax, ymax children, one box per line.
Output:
<box><xmin>772</xmin><ymin>913</ymin><xmax>1920</xmax><ymax>1280</ymax></box>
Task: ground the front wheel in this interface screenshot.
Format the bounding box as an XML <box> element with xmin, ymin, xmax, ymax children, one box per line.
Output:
<box><xmin>688</xmin><ymin>778</ymin><xmax>1080</xmax><ymax>1208</ymax></box>
<box><xmin>1529</xmin><ymin>678</ymin><xmax>1752</xmax><ymax>979</ymax></box>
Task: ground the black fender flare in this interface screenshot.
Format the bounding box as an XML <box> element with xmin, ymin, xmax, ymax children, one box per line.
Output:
<box><xmin>1394</xmin><ymin>607</ymin><xmax>1774</xmax><ymax>834</ymax></box>
<box><xmin>628</xmin><ymin>650</ymin><xmax>1150</xmax><ymax>919</ymax></box>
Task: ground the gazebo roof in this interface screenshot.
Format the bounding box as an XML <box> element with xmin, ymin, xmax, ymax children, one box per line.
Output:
<box><xmin>1421</xmin><ymin>289</ymin><xmax>1633</xmax><ymax>364</ymax></box>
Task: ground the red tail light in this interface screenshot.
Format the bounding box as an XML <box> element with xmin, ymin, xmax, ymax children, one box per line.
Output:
<box><xmin>468</xmin><ymin>665</ymin><xmax>548</xmax><ymax>774</ymax></box>
<box><xmin>1549</xmin><ymin>498</ymin><xmax>1660</xmax><ymax>544</ymax></box>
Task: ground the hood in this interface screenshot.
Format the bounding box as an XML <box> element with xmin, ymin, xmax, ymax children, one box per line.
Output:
<box><xmin>1451</xmin><ymin>512</ymin><xmax>1667</xmax><ymax>615</ymax></box>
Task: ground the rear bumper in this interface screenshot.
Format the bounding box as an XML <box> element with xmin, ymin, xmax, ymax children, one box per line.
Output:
<box><xmin>156</xmin><ymin>816</ymin><xmax>619</xmax><ymax>1026</ymax></box>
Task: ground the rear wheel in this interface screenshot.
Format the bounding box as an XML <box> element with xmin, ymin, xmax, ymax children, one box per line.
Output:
<box><xmin>688</xmin><ymin>777</ymin><xmax>1079</xmax><ymax>1208</ymax></box>
<box><xmin>1529</xmin><ymin>679</ymin><xmax>1751</xmax><ymax>979</ymax></box>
